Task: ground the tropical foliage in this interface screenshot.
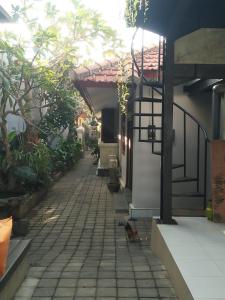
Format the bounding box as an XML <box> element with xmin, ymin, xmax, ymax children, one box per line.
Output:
<box><xmin>0</xmin><ymin>0</ymin><xmax>120</xmax><ymax>195</ymax></box>
<box><xmin>125</xmin><ymin>0</ymin><xmax>150</xmax><ymax>27</ymax></box>
<box><xmin>117</xmin><ymin>59</ymin><xmax>131</xmax><ymax>114</ymax></box>
<box><xmin>125</xmin><ymin>0</ymin><xmax>141</xmax><ymax>27</ymax></box>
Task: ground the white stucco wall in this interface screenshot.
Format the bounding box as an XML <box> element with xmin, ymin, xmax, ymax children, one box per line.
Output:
<box><xmin>6</xmin><ymin>114</ymin><xmax>26</xmax><ymax>133</ymax></box>
<box><xmin>4</xmin><ymin>101</ymin><xmax>26</xmax><ymax>133</ymax></box>
<box><xmin>173</xmin><ymin>85</ymin><xmax>212</xmax><ymax>209</ymax></box>
<box><xmin>175</xmin><ymin>28</ymin><xmax>225</xmax><ymax>65</ymax></box>
<box><xmin>131</xmin><ymin>83</ymin><xmax>212</xmax><ymax>217</ymax></box>
<box><xmin>131</xmin><ymin>85</ymin><xmax>161</xmax><ymax>216</ymax></box>
<box><xmin>174</xmin><ymin>85</ymin><xmax>212</xmax><ymax>137</ymax></box>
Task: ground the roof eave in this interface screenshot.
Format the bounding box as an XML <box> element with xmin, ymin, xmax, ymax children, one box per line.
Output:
<box><xmin>139</xmin><ymin>0</ymin><xmax>225</xmax><ymax>40</ymax></box>
<box><xmin>0</xmin><ymin>6</ymin><xmax>11</xmax><ymax>22</ymax></box>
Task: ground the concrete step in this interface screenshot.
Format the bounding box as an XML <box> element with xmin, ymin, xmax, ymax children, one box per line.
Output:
<box><xmin>113</xmin><ymin>189</ymin><xmax>131</xmax><ymax>213</ymax></box>
<box><xmin>0</xmin><ymin>239</ymin><xmax>31</xmax><ymax>300</ymax></box>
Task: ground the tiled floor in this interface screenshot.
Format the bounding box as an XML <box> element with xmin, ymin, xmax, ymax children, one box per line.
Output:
<box><xmin>158</xmin><ymin>217</ymin><xmax>225</xmax><ymax>299</ymax></box>
<box><xmin>14</xmin><ymin>154</ymin><xmax>176</xmax><ymax>300</ymax></box>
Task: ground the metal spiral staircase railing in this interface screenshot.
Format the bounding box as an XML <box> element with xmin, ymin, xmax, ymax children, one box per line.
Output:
<box><xmin>131</xmin><ymin>28</ymin><xmax>209</xmax><ymax>213</ymax></box>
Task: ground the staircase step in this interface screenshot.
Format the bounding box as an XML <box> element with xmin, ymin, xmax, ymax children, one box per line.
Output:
<box><xmin>139</xmin><ymin>139</ymin><xmax>162</xmax><ymax>143</ymax></box>
<box><xmin>172</xmin><ymin>163</ymin><xmax>184</xmax><ymax>169</ymax></box>
<box><xmin>153</xmin><ymin>151</ymin><xmax>161</xmax><ymax>156</ymax></box>
<box><xmin>134</xmin><ymin>126</ymin><xmax>162</xmax><ymax>130</ymax></box>
<box><xmin>143</xmin><ymin>81</ymin><xmax>163</xmax><ymax>88</ymax></box>
<box><xmin>172</xmin><ymin>208</ymin><xmax>205</xmax><ymax>217</ymax></box>
<box><xmin>172</xmin><ymin>177</ymin><xmax>197</xmax><ymax>183</ymax></box>
<box><xmin>172</xmin><ymin>192</ymin><xmax>204</xmax><ymax>197</ymax></box>
<box><xmin>133</xmin><ymin>113</ymin><xmax>162</xmax><ymax>117</ymax></box>
<box><xmin>135</xmin><ymin>97</ymin><xmax>162</xmax><ymax>103</ymax></box>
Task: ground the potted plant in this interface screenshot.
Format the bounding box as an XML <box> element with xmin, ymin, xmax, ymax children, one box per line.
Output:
<box><xmin>107</xmin><ymin>167</ymin><xmax>120</xmax><ymax>193</ymax></box>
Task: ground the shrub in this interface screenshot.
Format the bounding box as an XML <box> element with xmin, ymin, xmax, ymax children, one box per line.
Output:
<box><xmin>13</xmin><ymin>141</ymin><xmax>51</xmax><ymax>188</ymax></box>
<box><xmin>51</xmin><ymin>138</ymin><xmax>81</xmax><ymax>172</ymax></box>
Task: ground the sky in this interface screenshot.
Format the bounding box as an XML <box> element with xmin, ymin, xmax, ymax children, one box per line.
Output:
<box><xmin>0</xmin><ymin>0</ymin><xmax>159</xmax><ymax>62</ymax></box>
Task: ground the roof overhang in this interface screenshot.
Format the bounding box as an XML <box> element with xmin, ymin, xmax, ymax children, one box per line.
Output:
<box><xmin>72</xmin><ymin>48</ymin><xmax>161</xmax><ymax>114</ymax></box>
<box><xmin>75</xmin><ymin>84</ymin><xmax>118</xmax><ymax>115</ymax></box>
<box><xmin>138</xmin><ymin>0</ymin><xmax>225</xmax><ymax>40</ymax></box>
<box><xmin>76</xmin><ymin>81</ymin><xmax>117</xmax><ymax>89</ymax></box>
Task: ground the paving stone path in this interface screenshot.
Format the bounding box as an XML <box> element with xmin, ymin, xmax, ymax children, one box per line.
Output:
<box><xmin>14</xmin><ymin>154</ymin><xmax>177</xmax><ymax>300</ymax></box>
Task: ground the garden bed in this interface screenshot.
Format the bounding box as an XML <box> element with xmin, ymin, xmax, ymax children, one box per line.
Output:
<box><xmin>0</xmin><ymin>163</ymin><xmax>80</xmax><ymax>236</ymax></box>
<box><xmin>0</xmin><ymin>189</ymin><xmax>48</xmax><ymax>219</ymax></box>
<box><xmin>0</xmin><ymin>189</ymin><xmax>48</xmax><ymax>236</ymax></box>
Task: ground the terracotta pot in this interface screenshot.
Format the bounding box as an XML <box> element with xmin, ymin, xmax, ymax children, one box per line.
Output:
<box><xmin>0</xmin><ymin>217</ymin><xmax>12</xmax><ymax>276</ymax></box>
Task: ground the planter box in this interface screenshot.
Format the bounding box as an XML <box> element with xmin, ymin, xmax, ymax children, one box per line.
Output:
<box><xmin>211</xmin><ymin>140</ymin><xmax>225</xmax><ymax>222</ymax></box>
<box><xmin>0</xmin><ymin>189</ymin><xmax>48</xmax><ymax>236</ymax></box>
<box><xmin>12</xmin><ymin>189</ymin><xmax>48</xmax><ymax>219</ymax></box>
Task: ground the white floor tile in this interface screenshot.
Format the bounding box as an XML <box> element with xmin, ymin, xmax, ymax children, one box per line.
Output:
<box><xmin>186</xmin><ymin>277</ymin><xmax>225</xmax><ymax>298</ymax></box>
<box><xmin>177</xmin><ymin>259</ymin><xmax>224</xmax><ymax>277</ymax></box>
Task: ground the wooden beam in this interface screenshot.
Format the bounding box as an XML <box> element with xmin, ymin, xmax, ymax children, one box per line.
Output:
<box><xmin>174</xmin><ymin>64</ymin><xmax>225</xmax><ymax>80</ymax></box>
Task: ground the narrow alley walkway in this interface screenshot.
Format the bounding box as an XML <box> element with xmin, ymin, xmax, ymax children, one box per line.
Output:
<box><xmin>14</xmin><ymin>154</ymin><xmax>176</xmax><ymax>300</ymax></box>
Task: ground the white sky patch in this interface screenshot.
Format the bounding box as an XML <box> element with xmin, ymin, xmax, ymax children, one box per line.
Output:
<box><xmin>0</xmin><ymin>0</ymin><xmax>159</xmax><ymax>62</ymax></box>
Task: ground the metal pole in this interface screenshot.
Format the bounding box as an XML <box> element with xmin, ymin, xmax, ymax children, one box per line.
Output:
<box><xmin>184</xmin><ymin>114</ymin><xmax>186</xmax><ymax>178</ymax></box>
<box><xmin>197</xmin><ymin>125</ymin><xmax>200</xmax><ymax>192</ymax></box>
<box><xmin>204</xmin><ymin>140</ymin><xmax>208</xmax><ymax>209</ymax></box>
<box><xmin>160</xmin><ymin>39</ymin><xmax>174</xmax><ymax>224</ymax></box>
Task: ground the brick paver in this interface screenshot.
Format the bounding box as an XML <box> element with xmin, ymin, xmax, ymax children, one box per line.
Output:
<box><xmin>14</xmin><ymin>154</ymin><xmax>177</xmax><ymax>299</ymax></box>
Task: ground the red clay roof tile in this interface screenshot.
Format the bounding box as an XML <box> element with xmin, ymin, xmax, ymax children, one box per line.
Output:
<box><xmin>73</xmin><ymin>47</ymin><xmax>162</xmax><ymax>86</ymax></box>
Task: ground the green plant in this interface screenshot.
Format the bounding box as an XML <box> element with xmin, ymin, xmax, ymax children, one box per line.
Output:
<box><xmin>125</xmin><ymin>0</ymin><xmax>141</xmax><ymax>27</ymax></box>
<box><xmin>0</xmin><ymin>0</ymin><xmax>121</xmax><ymax>174</ymax></box>
<box><xmin>51</xmin><ymin>138</ymin><xmax>81</xmax><ymax>172</ymax></box>
<box><xmin>117</xmin><ymin>60</ymin><xmax>131</xmax><ymax>114</ymax></box>
<box><xmin>13</xmin><ymin>141</ymin><xmax>51</xmax><ymax>186</ymax></box>
<box><xmin>125</xmin><ymin>0</ymin><xmax>151</xmax><ymax>27</ymax></box>
<box><xmin>206</xmin><ymin>200</ymin><xmax>213</xmax><ymax>221</ymax></box>
<box><xmin>0</xmin><ymin>131</ymin><xmax>23</xmax><ymax>192</ymax></box>
<box><xmin>13</xmin><ymin>165</ymin><xmax>38</xmax><ymax>188</ymax></box>
<box><xmin>39</xmin><ymin>88</ymin><xmax>79</xmax><ymax>144</ymax></box>
<box><xmin>89</xmin><ymin>140</ymin><xmax>99</xmax><ymax>158</ymax></box>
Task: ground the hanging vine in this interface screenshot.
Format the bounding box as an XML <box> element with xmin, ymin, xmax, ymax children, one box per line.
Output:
<box><xmin>125</xmin><ymin>0</ymin><xmax>140</xmax><ymax>27</ymax></box>
<box><xmin>117</xmin><ymin>59</ymin><xmax>130</xmax><ymax>115</ymax></box>
<box><xmin>125</xmin><ymin>0</ymin><xmax>151</xmax><ymax>27</ymax></box>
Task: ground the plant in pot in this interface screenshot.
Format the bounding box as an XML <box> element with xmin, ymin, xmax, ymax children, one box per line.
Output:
<box><xmin>206</xmin><ymin>199</ymin><xmax>213</xmax><ymax>221</ymax></box>
<box><xmin>107</xmin><ymin>167</ymin><xmax>120</xmax><ymax>193</ymax></box>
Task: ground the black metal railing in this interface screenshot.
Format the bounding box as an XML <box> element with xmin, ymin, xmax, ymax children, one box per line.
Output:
<box><xmin>130</xmin><ymin>27</ymin><xmax>209</xmax><ymax>213</ymax></box>
<box><xmin>173</xmin><ymin>102</ymin><xmax>209</xmax><ymax>209</ymax></box>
